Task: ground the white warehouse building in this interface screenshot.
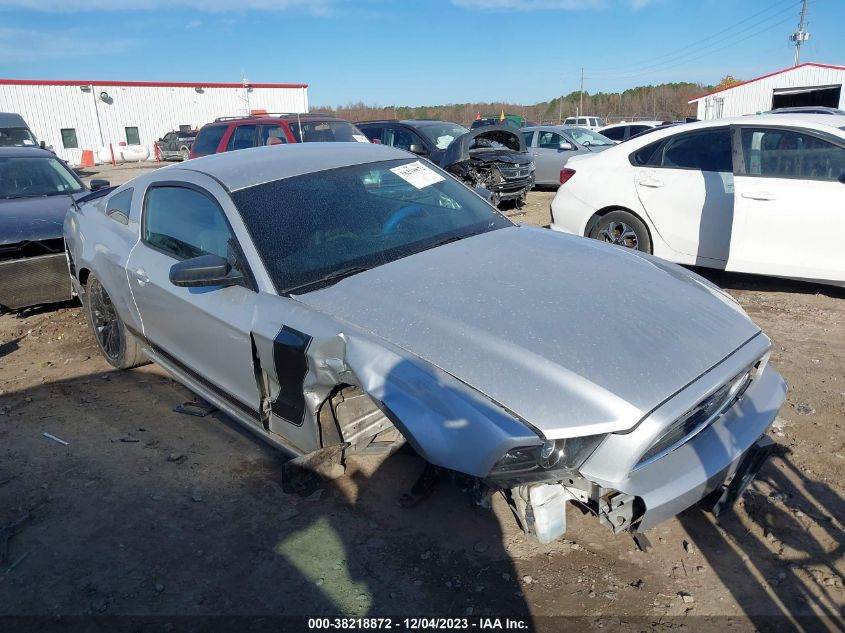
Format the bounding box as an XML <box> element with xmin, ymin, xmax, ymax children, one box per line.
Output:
<box><xmin>689</xmin><ymin>62</ymin><xmax>845</xmax><ymax>120</ymax></box>
<box><xmin>0</xmin><ymin>78</ymin><xmax>309</xmax><ymax>165</ymax></box>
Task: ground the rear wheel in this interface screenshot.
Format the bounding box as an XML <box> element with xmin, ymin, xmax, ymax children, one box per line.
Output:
<box><xmin>84</xmin><ymin>274</ymin><xmax>148</xmax><ymax>369</ymax></box>
<box><xmin>590</xmin><ymin>210</ymin><xmax>652</xmax><ymax>254</ymax></box>
<box><xmin>180</xmin><ymin>147</ymin><xmax>190</xmax><ymax>161</ymax></box>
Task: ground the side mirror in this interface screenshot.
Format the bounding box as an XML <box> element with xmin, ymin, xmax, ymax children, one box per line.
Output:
<box><xmin>559</xmin><ymin>142</ymin><xmax>575</xmax><ymax>151</ymax></box>
<box><xmin>169</xmin><ymin>254</ymin><xmax>243</xmax><ymax>288</ymax></box>
<box><xmin>39</xmin><ymin>140</ymin><xmax>46</xmax><ymax>149</ymax></box>
<box><xmin>409</xmin><ymin>143</ymin><xmax>428</xmax><ymax>156</ymax></box>
<box><xmin>90</xmin><ymin>179</ymin><xmax>110</xmax><ymax>191</ymax></box>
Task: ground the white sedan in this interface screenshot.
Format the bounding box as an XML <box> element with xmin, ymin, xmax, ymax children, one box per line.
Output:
<box><xmin>550</xmin><ymin>114</ymin><xmax>845</xmax><ymax>287</ymax></box>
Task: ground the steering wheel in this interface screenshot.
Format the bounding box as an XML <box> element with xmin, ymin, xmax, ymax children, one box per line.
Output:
<box><xmin>381</xmin><ymin>204</ymin><xmax>424</xmax><ymax>235</ymax></box>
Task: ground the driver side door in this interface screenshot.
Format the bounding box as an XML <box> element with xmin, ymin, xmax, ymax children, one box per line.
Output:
<box><xmin>125</xmin><ymin>175</ymin><xmax>262</xmax><ymax>425</ymax></box>
<box><xmin>532</xmin><ymin>130</ymin><xmax>584</xmax><ymax>184</ymax></box>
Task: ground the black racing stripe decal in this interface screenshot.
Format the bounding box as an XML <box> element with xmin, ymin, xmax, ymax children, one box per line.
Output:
<box><xmin>126</xmin><ymin>324</ymin><xmax>260</xmax><ymax>420</ymax></box>
<box><xmin>270</xmin><ymin>326</ymin><xmax>312</xmax><ymax>426</ymax></box>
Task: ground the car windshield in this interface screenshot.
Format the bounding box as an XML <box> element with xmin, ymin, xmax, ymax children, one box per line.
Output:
<box><xmin>0</xmin><ymin>127</ymin><xmax>38</xmax><ymax>147</ymax></box>
<box><xmin>0</xmin><ymin>156</ymin><xmax>84</xmax><ymax>199</ymax></box>
<box><xmin>567</xmin><ymin>127</ymin><xmax>614</xmax><ymax>147</ymax></box>
<box><xmin>288</xmin><ymin>120</ymin><xmax>365</xmax><ymax>143</ymax></box>
<box><xmin>231</xmin><ymin>158</ymin><xmax>512</xmax><ymax>294</ymax></box>
<box><xmin>417</xmin><ymin>123</ymin><xmax>469</xmax><ymax>150</ymax></box>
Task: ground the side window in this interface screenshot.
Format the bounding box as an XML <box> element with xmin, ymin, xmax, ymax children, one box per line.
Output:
<box><xmin>521</xmin><ymin>131</ymin><xmax>534</xmax><ymax>147</ymax></box>
<box><xmin>192</xmin><ymin>125</ymin><xmax>227</xmax><ymax>155</ymax></box>
<box><xmin>661</xmin><ymin>128</ymin><xmax>732</xmax><ymax>172</ymax></box>
<box><xmin>227</xmin><ymin>125</ymin><xmax>257</xmax><ymax>151</ymax></box>
<box><xmin>383</xmin><ymin>127</ymin><xmax>421</xmax><ymax>151</ymax></box>
<box><xmin>741</xmin><ymin>128</ymin><xmax>845</xmax><ymax>181</ymax></box>
<box><xmin>259</xmin><ymin>124</ymin><xmax>287</xmax><ymax>146</ymax></box>
<box><xmin>143</xmin><ymin>186</ymin><xmax>233</xmax><ymax>260</ymax></box>
<box><xmin>361</xmin><ymin>126</ymin><xmax>383</xmax><ymax>144</ymax></box>
<box><xmin>628</xmin><ymin>125</ymin><xmax>649</xmax><ymax>137</ymax></box>
<box><xmin>537</xmin><ymin>131</ymin><xmax>564</xmax><ymax>149</ymax></box>
<box><xmin>106</xmin><ymin>188</ymin><xmax>133</xmax><ymax>222</ymax></box>
<box><xmin>576</xmin><ymin>118</ymin><xmax>588</xmax><ymax>126</ymax></box>
<box><xmin>630</xmin><ymin>139</ymin><xmax>664</xmax><ymax>167</ymax></box>
<box><xmin>601</xmin><ymin>127</ymin><xmax>626</xmax><ymax>142</ymax></box>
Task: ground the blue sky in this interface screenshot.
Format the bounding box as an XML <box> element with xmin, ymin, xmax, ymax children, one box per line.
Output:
<box><xmin>0</xmin><ymin>0</ymin><xmax>841</xmax><ymax>107</ymax></box>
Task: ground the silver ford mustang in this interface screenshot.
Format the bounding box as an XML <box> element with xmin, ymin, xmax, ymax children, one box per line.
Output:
<box><xmin>64</xmin><ymin>143</ymin><xmax>786</xmax><ymax>543</ymax></box>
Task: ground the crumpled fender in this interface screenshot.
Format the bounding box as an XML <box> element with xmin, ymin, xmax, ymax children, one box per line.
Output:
<box><xmin>250</xmin><ymin>295</ymin><xmax>538</xmax><ymax>477</ymax></box>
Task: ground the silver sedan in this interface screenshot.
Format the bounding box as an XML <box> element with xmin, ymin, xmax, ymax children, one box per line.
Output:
<box><xmin>65</xmin><ymin>143</ymin><xmax>785</xmax><ymax>543</ymax></box>
<box><xmin>522</xmin><ymin>125</ymin><xmax>615</xmax><ymax>186</ymax></box>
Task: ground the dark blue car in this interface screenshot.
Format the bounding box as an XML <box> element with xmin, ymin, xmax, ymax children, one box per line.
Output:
<box><xmin>0</xmin><ymin>147</ymin><xmax>108</xmax><ymax>310</ymax></box>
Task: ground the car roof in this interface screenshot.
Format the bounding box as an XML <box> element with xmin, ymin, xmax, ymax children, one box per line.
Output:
<box><xmin>600</xmin><ymin>120</ymin><xmax>663</xmax><ymax>129</ymax></box>
<box><xmin>0</xmin><ymin>112</ymin><xmax>28</xmax><ymax>127</ymax></box>
<box><xmin>0</xmin><ymin>147</ymin><xmax>54</xmax><ymax>158</ymax></box>
<box><xmin>357</xmin><ymin>119</ymin><xmax>463</xmax><ymax>127</ymax></box>
<box><xmin>202</xmin><ymin>114</ymin><xmax>345</xmax><ymax>127</ymax></box>
<box><xmin>521</xmin><ymin>125</ymin><xmax>592</xmax><ymax>132</ymax></box>
<box><xmin>171</xmin><ymin>142</ymin><xmax>412</xmax><ymax>192</ymax></box>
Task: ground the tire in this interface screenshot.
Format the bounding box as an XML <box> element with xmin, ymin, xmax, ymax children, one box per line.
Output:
<box><xmin>180</xmin><ymin>147</ymin><xmax>190</xmax><ymax>161</ymax></box>
<box><xmin>590</xmin><ymin>210</ymin><xmax>652</xmax><ymax>254</ymax></box>
<box><xmin>84</xmin><ymin>274</ymin><xmax>148</xmax><ymax>370</ymax></box>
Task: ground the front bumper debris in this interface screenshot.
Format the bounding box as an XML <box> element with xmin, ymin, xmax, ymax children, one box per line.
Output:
<box><xmin>507</xmin><ymin>363</ymin><xmax>785</xmax><ymax>544</ymax></box>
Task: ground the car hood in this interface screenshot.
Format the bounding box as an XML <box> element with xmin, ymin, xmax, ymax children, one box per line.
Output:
<box><xmin>586</xmin><ymin>144</ymin><xmax>612</xmax><ymax>153</ymax></box>
<box><xmin>296</xmin><ymin>226</ymin><xmax>761</xmax><ymax>438</ymax></box>
<box><xmin>440</xmin><ymin>125</ymin><xmax>528</xmax><ymax>170</ymax></box>
<box><xmin>0</xmin><ymin>193</ymin><xmax>82</xmax><ymax>245</ymax></box>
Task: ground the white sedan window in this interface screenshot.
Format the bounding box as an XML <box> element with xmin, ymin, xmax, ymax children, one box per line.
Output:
<box><xmin>742</xmin><ymin>128</ymin><xmax>845</xmax><ymax>181</ymax></box>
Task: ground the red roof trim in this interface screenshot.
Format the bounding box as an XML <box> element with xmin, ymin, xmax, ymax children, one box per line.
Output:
<box><xmin>0</xmin><ymin>79</ymin><xmax>307</xmax><ymax>89</ymax></box>
<box><xmin>688</xmin><ymin>62</ymin><xmax>845</xmax><ymax>103</ymax></box>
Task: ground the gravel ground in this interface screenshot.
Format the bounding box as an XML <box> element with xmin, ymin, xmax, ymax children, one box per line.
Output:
<box><xmin>0</xmin><ymin>169</ymin><xmax>843</xmax><ymax>630</ymax></box>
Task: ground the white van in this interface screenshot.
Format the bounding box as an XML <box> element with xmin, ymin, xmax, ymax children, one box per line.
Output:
<box><xmin>562</xmin><ymin>116</ymin><xmax>605</xmax><ymax>131</ymax></box>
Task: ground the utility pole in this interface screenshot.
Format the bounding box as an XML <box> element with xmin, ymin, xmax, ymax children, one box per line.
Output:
<box><xmin>790</xmin><ymin>0</ymin><xmax>809</xmax><ymax>66</ymax></box>
<box><xmin>579</xmin><ymin>67</ymin><xmax>584</xmax><ymax>116</ymax></box>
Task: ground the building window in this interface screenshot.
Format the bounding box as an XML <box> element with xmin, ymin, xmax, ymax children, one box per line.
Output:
<box><xmin>61</xmin><ymin>128</ymin><xmax>78</xmax><ymax>149</ymax></box>
<box><xmin>125</xmin><ymin>126</ymin><xmax>140</xmax><ymax>145</ymax></box>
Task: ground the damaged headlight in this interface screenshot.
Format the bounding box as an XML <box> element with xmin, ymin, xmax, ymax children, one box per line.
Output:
<box><xmin>489</xmin><ymin>434</ymin><xmax>606</xmax><ymax>480</ymax></box>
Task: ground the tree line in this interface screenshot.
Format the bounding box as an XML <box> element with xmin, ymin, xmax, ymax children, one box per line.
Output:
<box><xmin>314</xmin><ymin>80</ymin><xmax>720</xmax><ymax>126</ymax></box>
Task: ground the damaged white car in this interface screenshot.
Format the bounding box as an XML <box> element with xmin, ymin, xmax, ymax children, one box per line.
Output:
<box><xmin>64</xmin><ymin>143</ymin><xmax>786</xmax><ymax>543</ymax></box>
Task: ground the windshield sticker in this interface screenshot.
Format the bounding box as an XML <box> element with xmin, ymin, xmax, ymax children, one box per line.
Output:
<box><xmin>389</xmin><ymin>161</ymin><xmax>445</xmax><ymax>190</ymax></box>
<box><xmin>22</xmin><ymin>139</ymin><xmax>34</xmax><ymax>145</ymax></box>
<box><xmin>352</xmin><ymin>134</ymin><xmax>370</xmax><ymax>143</ymax></box>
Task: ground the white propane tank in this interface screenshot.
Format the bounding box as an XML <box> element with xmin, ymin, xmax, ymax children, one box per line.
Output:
<box><xmin>96</xmin><ymin>144</ymin><xmax>150</xmax><ymax>164</ymax></box>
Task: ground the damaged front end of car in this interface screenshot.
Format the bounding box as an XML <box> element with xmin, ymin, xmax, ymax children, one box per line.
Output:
<box><xmin>482</xmin><ymin>339</ymin><xmax>785</xmax><ymax>543</ymax></box>
<box><xmin>440</xmin><ymin>126</ymin><xmax>534</xmax><ymax>207</ymax></box>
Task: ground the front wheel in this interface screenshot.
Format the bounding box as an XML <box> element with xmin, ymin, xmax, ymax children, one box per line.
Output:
<box><xmin>84</xmin><ymin>274</ymin><xmax>148</xmax><ymax>369</ymax></box>
<box><xmin>590</xmin><ymin>210</ymin><xmax>652</xmax><ymax>254</ymax></box>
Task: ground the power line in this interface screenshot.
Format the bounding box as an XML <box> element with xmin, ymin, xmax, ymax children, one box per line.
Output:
<box><xmin>587</xmin><ymin>0</ymin><xmax>801</xmax><ymax>78</ymax></box>
<box><xmin>586</xmin><ymin>12</ymin><xmax>797</xmax><ymax>81</ymax></box>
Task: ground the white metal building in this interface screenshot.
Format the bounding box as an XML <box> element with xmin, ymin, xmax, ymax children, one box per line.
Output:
<box><xmin>0</xmin><ymin>79</ymin><xmax>309</xmax><ymax>165</ymax></box>
<box><xmin>689</xmin><ymin>62</ymin><xmax>845</xmax><ymax>120</ymax></box>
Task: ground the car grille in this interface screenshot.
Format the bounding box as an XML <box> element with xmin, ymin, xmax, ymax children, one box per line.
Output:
<box><xmin>634</xmin><ymin>364</ymin><xmax>758</xmax><ymax>470</ymax></box>
<box><xmin>495</xmin><ymin>162</ymin><xmax>534</xmax><ymax>180</ymax></box>
<box><xmin>0</xmin><ymin>252</ymin><xmax>71</xmax><ymax>310</ymax></box>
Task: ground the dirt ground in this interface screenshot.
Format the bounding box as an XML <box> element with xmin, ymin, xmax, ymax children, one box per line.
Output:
<box><xmin>0</xmin><ymin>165</ymin><xmax>843</xmax><ymax>630</ymax></box>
